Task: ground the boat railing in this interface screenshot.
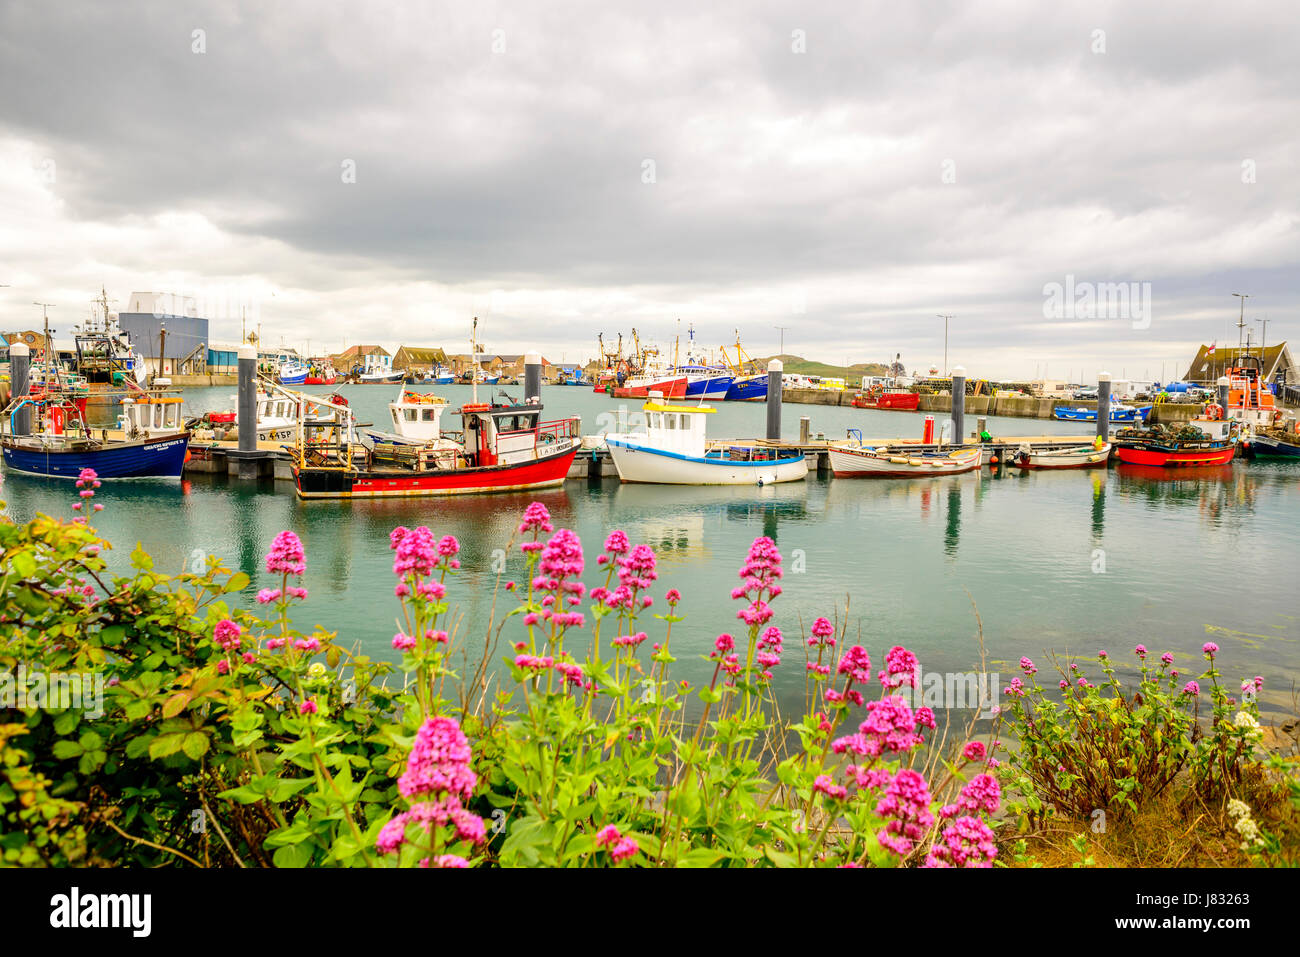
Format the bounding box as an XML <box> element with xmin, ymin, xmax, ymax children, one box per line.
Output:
<box><xmin>537</xmin><ymin>417</ymin><xmax>581</xmax><ymax>442</ymax></box>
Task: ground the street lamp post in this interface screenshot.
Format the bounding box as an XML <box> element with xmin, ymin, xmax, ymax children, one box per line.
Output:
<box><xmin>936</xmin><ymin>314</ymin><xmax>953</xmax><ymax>376</ymax></box>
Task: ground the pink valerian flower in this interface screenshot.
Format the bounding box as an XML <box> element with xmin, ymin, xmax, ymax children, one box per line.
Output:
<box><xmin>1202</xmin><ymin>642</ymin><xmax>1219</xmax><ymax>658</ymax></box>
<box><xmin>393</xmin><ymin>526</ymin><xmax>439</xmax><ymax>579</ymax></box>
<box><xmin>293</xmin><ymin>637</ymin><xmax>320</xmax><ymax>652</ymax></box>
<box><xmin>537</xmin><ymin>528</ymin><xmax>585</xmax><ymax>589</ymax></box>
<box><xmin>256</xmin><ymin>588</ymin><xmax>281</xmax><ymax>604</ymax></box>
<box><xmin>398</xmin><ymin>716</ymin><xmax>477</xmax><ymax>802</ymax></box>
<box><xmin>213</xmin><ymin>618</ymin><xmax>241</xmax><ymax>651</ymax></box>
<box><xmin>594</xmin><ymin>824</ymin><xmax>622</xmax><ymax>847</ymax></box>
<box><xmin>1182</xmin><ymin>681</ymin><xmax>1200</xmax><ymax>696</ymax></box>
<box><xmin>393</xmin><ymin>632</ymin><xmax>417</xmax><ymax>651</ymax></box>
<box><xmin>417</xmin><ymin>580</ymin><xmax>447</xmax><ymax>600</ymax></box>
<box><xmin>611</xmin><ymin>632</ymin><xmax>648</xmax><ymax>650</ymax></box>
<box><xmin>1019</xmin><ymin>656</ymin><xmax>1037</xmax><ymax>674</ymax></box>
<box><xmin>1134</xmin><ymin>644</ymin><xmax>1147</xmax><ymax>659</ymax></box>
<box><xmin>813</xmin><ymin>774</ymin><xmax>848</xmax><ymax>801</ymax></box>
<box><xmin>1004</xmin><ymin>677</ymin><xmax>1025</xmax><ymax>697</ymax></box>
<box><xmin>914</xmin><ymin>707</ymin><xmax>936</xmax><ymax>730</ymax></box>
<box><xmin>437</xmin><ymin>535</ymin><xmax>460</xmax><ymax>557</ymax></box>
<box><xmin>380</xmin><ymin>716</ymin><xmax>486</xmax><ymax>863</ymax></box>
<box><xmin>875</xmin><ymin>769</ymin><xmax>935</xmax><ymax>857</ymax></box>
<box><xmin>846</xmin><ymin>764</ymin><xmax>891</xmax><ymax>791</ymax></box>
<box><xmin>216</xmin><ymin>659</ymin><xmax>229</xmax><ymax>675</ymax></box>
<box><xmin>265</xmin><ymin>638</ymin><xmax>286</xmax><ymax>651</ymax></box>
<box><xmin>519</xmin><ymin>502</ymin><xmax>554</xmax><ymax>535</ymax></box>
<box><xmin>665</xmin><ymin>588</ymin><xmax>681</xmax><ymax>605</ymax></box>
<box><xmin>603</xmin><ymin>529</ymin><xmax>629</xmax><ymax>555</ymax></box>
<box><xmin>956</xmin><ymin>773</ymin><xmax>1000</xmax><ymax>814</ymax></box>
<box><xmin>266</xmin><ymin>530</ymin><xmax>306</xmax><ymax>576</ymax></box>
<box><xmin>962</xmin><ymin>741</ymin><xmax>986</xmax><ymax>762</ymax></box>
<box><xmin>285</xmin><ymin>586</ymin><xmax>308</xmax><ymax>600</ymax></box>
<box><xmin>836</xmin><ymin>645</ymin><xmax>872</xmax><ymax>686</ymax></box>
<box><xmin>617</xmin><ymin>544</ymin><xmax>657</xmax><ymax>591</ymax></box>
<box><xmin>554</xmin><ymin>660</ymin><xmax>585</xmax><ymax>687</ymax></box>
<box><xmin>299</xmin><ymin>699</ymin><xmax>318</xmax><ymax>715</ymax></box>
<box><xmin>1160</xmin><ymin>652</ymin><xmax>1174</xmax><ymax>666</ymax></box>
<box><xmin>713</xmin><ymin>633</ymin><xmax>735</xmax><ymax>656</ymax></box>
<box><xmin>430</xmin><ymin>854</ymin><xmax>469</xmax><ymax>868</ymax></box>
<box><xmin>924</xmin><ymin>816</ymin><xmax>998</xmax><ymax>868</ymax></box>
<box><xmin>738</xmin><ymin>600</ymin><xmax>773</xmax><ymax>627</ymax></box>
<box><xmin>832</xmin><ymin>696</ymin><xmax>924</xmax><ymax>757</ymax></box>
<box><xmin>515</xmin><ymin>653</ymin><xmax>555</xmax><ymax>671</ymax></box>
<box><xmin>808</xmin><ymin>616</ymin><xmax>836</xmax><ymax>648</ymax></box>
<box><xmin>389</xmin><ymin>526</ymin><xmax>409</xmax><ymax>550</ymax></box>
<box><xmin>879</xmin><ymin>646</ymin><xmax>919</xmax><ymax>689</ymax></box>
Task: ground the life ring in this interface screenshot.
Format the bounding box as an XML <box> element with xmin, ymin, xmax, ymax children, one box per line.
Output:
<box><xmin>1204</xmin><ymin>403</ymin><xmax>1223</xmax><ymax>420</ymax></box>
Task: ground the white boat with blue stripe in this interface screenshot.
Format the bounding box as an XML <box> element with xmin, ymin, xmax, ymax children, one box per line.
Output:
<box><xmin>604</xmin><ymin>394</ymin><xmax>808</xmax><ymax>486</ymax></box>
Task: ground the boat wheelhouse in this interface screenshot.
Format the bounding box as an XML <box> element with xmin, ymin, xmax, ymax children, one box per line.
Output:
<box><xmin>358</xmin><ymin>353</ymin><xmax>404</xmax><ymax>383</ymax></box>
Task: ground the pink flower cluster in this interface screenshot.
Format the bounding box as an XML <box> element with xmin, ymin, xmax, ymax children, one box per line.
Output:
<box><xmin>875</xmin><ymin>769</ymin><xmax>934</xmax><ymax>857</ymax></box>
<box><xmin>213</xmin><ymin>618</ymin><xmax>241</xmax><ymax>651</ymax></box>
<box><xmin>528</xmin><ymin>528</ymin><xmax>587</xmax><ymax>629</ymax></box>
<box><xmin>594</xmin><ymin>824</ymin><xmax>639</xmax><ymax>863</ymax></box>
<box><xmin>733</xmin><ymin>537</ymin><xmax>781</xmax><ymax>628</ymax></box>
<box><xmin>925</xmin><ymin>816</ymin><xmax>997</xmax><ymax>868</ymax></box>
<box><xmin>72</xmin><ymin>468</ymin><xmax>104</xmax><ymax>514</ymax></box>
<box><xmin>879</xmin><ymin>646</ymin><xmax>919</xmax><ymax>689</ymax></box>
<box><xmin>832</xmin><ymin>696</ymin><xmax>926</xmax><ymax>758</ymax></box>
<box><xmin>518</xmin><ymin>502</ymin><xmax>555</xmax><ymax>546</ymax></box>
<box><xmin>266</xmin><ymin>530</ymin><xmax>306</xmax><ymax>576</ymax></box>
<box><xmin>391</xmin><ymin>525</ymin><xmax>448</xmax><ymax>579</ymax></box>
<box><xmin>379</xmin><ymin>716</ymin><xmax>485</xmax><ymax>860</ymax></box>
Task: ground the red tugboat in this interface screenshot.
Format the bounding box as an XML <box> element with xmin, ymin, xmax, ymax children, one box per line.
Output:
<box><xmin>850</xmin><ymin>384</ymin><xmax>920</xmax><ymax>410</ymax></box>
<box><xmin>1113</xmin><ymin>413</ymin><xmax>1237</xmax><ymax>468</ymax></box>
<box><xmin>292</xmin><ymin>395</ymin><xmax>580</xmax><ymax>499</ymax></box>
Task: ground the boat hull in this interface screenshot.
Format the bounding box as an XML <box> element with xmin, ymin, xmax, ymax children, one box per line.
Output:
<box><xmin>359</xmin><ymin>372</ymin><xmax>404</xmax><ymax>384</ymax></box>
<box><xmin>683</xmin><ymin>374</ymin><xmax>735</xmax><ymax>400</ymax></box>
<box><xmin>725</xmin><ymin>376</ymin><xmax>768</xmax><ymax>402</ymax></box>
<box><xmin>605</xmin><ymin>439</ymin><xmax>807</xmax><ymax>485</ymax></box>
<box><xmin>1015</xmin><ymin>444</ymin><xmax>1112</xmax><ymax>469</ymax></box>
<box><xmin>830</xmin><ymin>446</ymin><xmax>981</xmax><ymax>478</ymax></box>
<box><xmin>293</xmin><ymin>443</ymin><xmax>578</xmax><ymax>499</ymax></box>
<box><xmin>613</xmin><ymin>376</ymin><xmax>688</xmax><ymax>399</ymax></box>
<box><xmin>1113</xmin><ymin>442</ymin><xmax>1236</xmax><ymax>467</ymax></box>
<box><xmin>1</xmin><ymin>432</ymin><xmax>190</xmax><ymax>479</ymax></box>
<box><xmin>852</xmin><ymin>392</ymin><xmax>920</xmax><ymax>411</ymax></box>
<box><xmin>1246</xmin><ymin>435</ymin><xmax>1300</xmax><ymax>459</ymax></box>
<box><xmin>303</xmin><ymin>376</ymin><xmax>337</xmax><ymax>386</ymax></box>
<box><xmin>1053</xmin><ymin>405</ymin><xmax>1152</xmax><ymax>422</ymax></box>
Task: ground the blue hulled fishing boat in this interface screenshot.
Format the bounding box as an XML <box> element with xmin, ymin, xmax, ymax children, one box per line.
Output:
<box><xmin>1</xmin><ymin>393</ymin><xmax>191</xmax><ymax>480</ymax></box>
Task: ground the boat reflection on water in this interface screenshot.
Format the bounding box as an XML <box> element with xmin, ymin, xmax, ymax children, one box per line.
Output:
<box><xmin>944</xmin><ymin>484</ymin><xmax>961</xmax><ymax>558</ymax></box>
<box><xmin>611</xmin><ymin>480</ymin><xmax>811</xmax><ymax>558</ymax></box>
<box><xmin>1113</xmin><ymin>463</ymin><xmax>1262</xmax><ymax>526</ymax></box>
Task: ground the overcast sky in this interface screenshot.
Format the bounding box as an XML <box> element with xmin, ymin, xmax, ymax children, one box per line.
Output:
<box><xmin>1</xmin><ymin>1</ymin><xmax>1296</xmax><ymax>379</ymax></box>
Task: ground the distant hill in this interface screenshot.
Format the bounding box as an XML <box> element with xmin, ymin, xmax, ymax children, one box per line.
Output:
<box><xmin>756</xmin><ymin>355</ymin><xmax>889</xmax><ymax>380</ymax></box>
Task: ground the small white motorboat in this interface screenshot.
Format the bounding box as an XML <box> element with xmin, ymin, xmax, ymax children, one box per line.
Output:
<box><xmin>829</xmin><ymin>444</ymin><xmax>982</xmax><ymax>478</ymax></box>
<box><xmin>1013</xmin><ymin>441</ymin><xmax>1111</xmax><ymax>470</ymax></box>
<box><xmin>604</xmin><ymin>395</ymin><xmax>808</xmax><ymax>485</ymax></box>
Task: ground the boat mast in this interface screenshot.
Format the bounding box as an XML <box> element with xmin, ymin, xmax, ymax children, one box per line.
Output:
<box><xmin>471</xmin><ymin>316</ymin><xmax>479</xmax><ymax>405</ymax></box>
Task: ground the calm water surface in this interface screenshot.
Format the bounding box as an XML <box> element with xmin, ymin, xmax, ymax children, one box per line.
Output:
<box><xmin>10</xmin><ymin>384</ymin><xmax>1298</xmax><ymax>721</ymax></box>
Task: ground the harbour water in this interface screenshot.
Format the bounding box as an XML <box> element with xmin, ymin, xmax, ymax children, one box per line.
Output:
<box><xmin>9</xmin><ymin>383</ymin><xmax>1298</xmax><ymax>722</ymax></box>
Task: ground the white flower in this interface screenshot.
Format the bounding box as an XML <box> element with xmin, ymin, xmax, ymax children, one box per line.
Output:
<box><xmin>1226</xmin><ymin>798</ymin><xmax>1251</xmax><ymax>820</ymax></box>
<box><xmin>1233</xmin><ymin>711</ymin><xmax>1263</xmax><ymax>740</ymax></box>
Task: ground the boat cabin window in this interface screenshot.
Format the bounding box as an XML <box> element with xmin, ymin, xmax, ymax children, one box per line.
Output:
<box><xmin>422</xmin><ymin>409</ymin><xmax>437</xmax><ymax>421</ymax></box>
<box><xmin>404</xmin><ymin>408</ymin><xmax>419</xmax><ymax>422</ymax></box>
<box><xmin>650</xmin><ymin>413</ymin><xmax>662</xmax><ymax>430</ymax></box>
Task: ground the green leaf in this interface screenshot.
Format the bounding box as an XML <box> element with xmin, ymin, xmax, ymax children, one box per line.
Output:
<box><xmin>10</xmin><ymin>548</ymin><xmax>37</xmax><ymax>579</ymax></box>
<box><xmin>53</xmin><ymin>711</ymin><xmax>79</xmax><ymax>736</ymax></box>
<box><xmin>225</xmin><ymin>571</ymin><xmax>250</xmax><ymax>592</ymax></box>
<box><xmin>181</xmin><ymin>732</ymin><xmax>210</xmax><ymax>761</ymax></box>
<box><xmin>130</xmin><ymin>542</ymin><xmax>154</xmax><ymax>570</ymax></box>
<box><xmin>51</xmin><ymin>740</ymin><xmax>84</xmax><ymax>760</ymax></box>
<box><xmin>273</xmin><ymin>842</ymin><xmax>314</xmax><ymax>868</ymax></box>
<box><xmin>148</xmin><ymin>733</ymin><xmax>186</xmax><ymax>760</ymax></box>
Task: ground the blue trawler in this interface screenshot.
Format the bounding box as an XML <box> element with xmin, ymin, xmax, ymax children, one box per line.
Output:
<box><xmin>1</xmin><ymin>392</ymin><xmax>191</xmax><ymax>480</ymax></box>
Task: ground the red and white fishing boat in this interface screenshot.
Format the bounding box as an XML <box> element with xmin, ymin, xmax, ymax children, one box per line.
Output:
<box><xmin>829</xmin><ymin>444</ymin><xmax>982</xmax><ymax>478</ymax></box>
<box><xmin>1223</xmin><ymin>360</ymin><xmax>1282</xmax><ymax>429</ymax></box>
<box><xmin>1014</xmin><ymin>440</ymin><xmax>1111</xmax><ymax>470</ymax></box>
<box><xmin>1113</xmin><ymin>415</ymin><xmax>1237</xmax><ymax>468</ymax></box>
<box><xmin>611</xmin><ymin>361</ymin><xmax>688</xmax><ymax>399</ymax></box>
<box><xmin>292</xmin><ymin>392</ymin><xmax>580</xmax><ymax>499</ymax></box>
